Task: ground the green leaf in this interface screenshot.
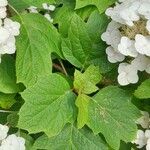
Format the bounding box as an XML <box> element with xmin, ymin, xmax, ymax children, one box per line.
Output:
<box><xmin>62</xmin><ymin>13</ymin><xmax>114</xmax><ymax>73</ymax></box>
<box><xmin>32</xmin><ymin>124</ymin><xmax>108</xmax><ymax>150</ymax></box>
<box><xmin>76</xmin><ymin>5</ymin><xmax>97</xmax><ymax>20</ymax></box>
<box><xmin>83</xmin><ymin>86</ymin><xmax>140</xmax><ymax>149</ymax></box>
<box><xmin>75</xmin><ymin>0</ymin><xmax>116</xmax><ymax>13</ymax></box>
<box><xmin>134</xmin><ymin>79</ymin><xmax>150</xmax><ymax>99</ymax></box>
<box><xmin>62</xmin><ymin>14</ymin><xmax>92</xmax><ymax>68</ymax></box>
<box><xmin>20</xmin><ymin>132</ymin><xmax>34</xmax><ymax>150</ymax></box>
<box><xmin>53</xmin><ymin>0</ymin><xmax>75</xmax><ymax>37</ymax></box>
<box><xmin>76</xmin><ymin>94</ymin><xmax>90</xmax><ymax>129</ymax></box>
<box><xmin>86</xmin><ymin>11</ymin><xmax>115</xmax><ymax>73</ymax></box>
<box><xmin>8</xmin><ymin>0</ymin><xmax>55</xmax><ymax>11</ymax></box>
<box><xmin>7</xmin><ymin>112</ymin><xmax>19</xmax><ymax>127</ymax></box>
<box><xmin>0</xmin><ymin>93</ymin><xmax>16</xmax><ymax>109</ymax></box>
<box><xmin>14</xmin><ymin>12</ymin><xmax>61</xmax><ymax>87</ymax></box>
<box><xmin>87</xmin><ymin>11</ymin><xmax>109</xmax><ymax>43</ymax></box>
<box><xmin>74</xmin><ymin>65</ymin><xmax>102</xmax><ymax>94</ymax></box>
<box><xmin>18</xmin><ymin>74</ymin><xmax>76</xmax><ymax>137</ymax></box>
<box><xmin>0</xmin><ymin>55</ymin><xmax>22</xmax><ymax>94</ymax></box>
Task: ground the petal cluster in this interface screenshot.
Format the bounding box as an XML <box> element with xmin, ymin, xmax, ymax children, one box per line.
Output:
<box><xmin>0</xmin><ymin>0</ymin><xmax>20</xmax><ymax>62</ymax></box>
<box><xmin>132</xmin><ymin>112</ymin><xmax>150</xmax><ymax>149</ymax></box>
<box><xmin>102</xmin><ymin>0</ymin><xmax>150</xmax><ymax>86</ymax></box>
<box><xmin>0</xmin><ymin>124</ymin><xmax>25</xmax><ymax>150</ymax></box>
<box><xmin>28</xmin><ymin>3</ymin><xmax>55</xmax><ymax>23</ymax></box>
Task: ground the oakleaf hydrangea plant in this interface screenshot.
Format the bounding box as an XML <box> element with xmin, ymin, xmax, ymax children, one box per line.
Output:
<box><xmin>0</xmin><ymin>0</ymin><xmax>149</xmax><ymax>150</ymax></box>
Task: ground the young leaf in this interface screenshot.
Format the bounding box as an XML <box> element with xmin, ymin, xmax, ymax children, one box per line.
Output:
<box><xmin>18</xmin><ymin>74</ymin><xmax>76</xmax><ymax>137</ymax></box>
<box><xmin>75</xmin><ymin>94</ymin><xmax>90</xmax><ymax>129</ymax></box>
<box><xmin>134</xmin><ymin>79</ymin><xmax>150</xmax><ymax>99</ymax></box>
<box><xmin>0</xmin><ymin>55</ymin><xmax>22</xmax><ymax>94</ymax></box>
<box><xmin>32</xmin><ymin>124</ymin><xmax>108</xmax><ymax>150</ymax></box>
<box><xmin>75</xmin><ymin>0</ymin><xmax>116</xmax><ymax>13</ymax></box>
<box><xmin>14</xmin><ymin>13</ymin><xmax>61</xmax><ymax>87</ymax></box>
<box><xmin>74</xmin><ymin>65</ymin><xmax>102</xmax><ymax>94</ymax></box>
<box><xmin>83</xmin><ymin>86</ymin><xmax>140</xmax><ymax>149</ymax></box>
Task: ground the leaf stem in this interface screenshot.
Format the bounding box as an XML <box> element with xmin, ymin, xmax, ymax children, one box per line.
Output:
<box><xmin>0</xmin><ymin>110</ymin><xmax>14</xmax><ymax>113</ymax></box>
<box><xmin>53</xmin><ymin>63</ymin><xmax>65</xmax><ymax>74</ymax></box>
<box><xmin>59</xmin><ymin>59</ymin><xmax>68</xmax><ymax>76</ymax></box>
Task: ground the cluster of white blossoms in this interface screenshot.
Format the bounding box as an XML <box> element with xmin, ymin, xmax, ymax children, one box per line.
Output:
<box><xmin>133</xmin><ymin>111</ymin><xmax>150</xmax><ymax>149</ymax></box>
<box><xmin>28</xmin><ymin>3</ymin><xmax>55</xmax><ymax>23</ymax></box>
<box><xmin>0</xmin><ymin>124</ymin><xmax>25</xmax><ymax>150</ymax></box>
<box><xmin>0</xmin><ymin>0</ymin><xmax>20</xmax><ymax>62</ymax></box>
<box><xmin>101</xmin><ymin>0</ymin><xmax>150</xmax><ymax>86</ymax></box>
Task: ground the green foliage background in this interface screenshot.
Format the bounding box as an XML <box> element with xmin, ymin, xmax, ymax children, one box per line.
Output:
<box><xmin>0</xmin><ymin>0</ymin><xmax>149</xmax><ymax>149</ymax></box>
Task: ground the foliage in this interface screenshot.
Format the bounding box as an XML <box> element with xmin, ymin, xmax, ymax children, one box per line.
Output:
<box><xmin>0</xmin><ymin>0</ymin><xmax>149</xmax><ymax>150</ymax></box>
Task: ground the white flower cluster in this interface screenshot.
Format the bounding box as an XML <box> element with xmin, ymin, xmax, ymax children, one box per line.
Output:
<box><xmin>0</xmin><ymin>124</ymin><xmax>25</xmax><ymax>150</ymax></box>
<box><xmin>0</xmin><ymin>0</ymin><xmax>20</xmax><ymax>62</ymax></box>
<box><xmin>28</xmin><ymin>3</ymin><xmax>55</xmax><ymax>23</ymax></box>
<box><xmin>133</xmin><ymin>111</ymin><xmax>150</xmax><ymax>149</ymax></box>
<box><xmin>101</xmin><ymin>0</ymin><xmax>150</xmax><ymax>86</ymax></box>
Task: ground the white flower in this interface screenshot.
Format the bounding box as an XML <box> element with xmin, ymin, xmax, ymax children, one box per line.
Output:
<box><xmin>42</xmin><ymin>3</ymin><xmax>55</xmax><ymax>11</ymax></box>
<box><xmin>146</xmin><ymin>20</ymin><xmax>150</xmax><ymax>33</ymax></box>
<box><xmin>136</xmin><ymin>111</ymin><xmax>150</xmax><ymax>129</ymax></box>
<box><xmin>0</xmin><ymin>124</ymin><xmax>8</xmax><ymax>141</ymax></box>
<box><xmin>146</xmin><ymin>63</ymin><xmax>150</xmax><ymax>73</ymax></box>
<box><xmin>118</xmin><ymin>36</ymin><xmax>138</xmax><ymax>57</ymax></box>
<box><xmin>133</xmin><ymin>130</ymin><xmax>147</xmax><ymax>148</ymax></box>
<box><xmin>0</xmin><ymin>134</ymin><xmax>25</xmax><ymax>150</ymax></box>
<box><xmin>4</xmin><ymin>18</ymin><xmax>20</xmax><ymax>36</ymax></box>
<box><xmin>146</xmin><ymin>139</ymin><xmax>150</xmax><ymax>150</ymax></box>
<box><xmin>101</xmin><ymin>21</ymin><xmax>121</xmax><ymax>49</ymax></box>
<box><xmin>145</xmin><ymin>130</ymin><xmax>150</xmax><ymax>139</ymax></box>
<box><xmin>119</xmin><ymin>1</ymin><xmax>140</xmax><ymax>26</ymax></box>
<box><xmin>106</xmin><ymin>1</ymin><xmax>140</xmax><ymax>26</ymax></box>
<box><xmin>0</xmin><ymin>19</ymin><xmax>2</xmax><ymax>26</ymax></box>
<box><xmin>105</xmin><ymin>5</ymin><xmax>124</xmax><ymax>25</ymax></box>
<box><xmin>0</xmin><ymin>36</ymin><xmax>16</xmax><ymax>54</ymax></box>
<box><xmin>106</xmin><ymin>46</ymin><xmax>125</xmax><ymax>63</ymax></box>
<box><xmin>0</xmin><ymin>27</ymin><xmax>10</xmax><ymax>43</ymax></box>
<box><xmin>0</xmin><ymin>1</ymin><xmax>20</xmax><ymax>62</ymax></box>
<box><xmin>135</xmin><ymin>34</ymin><xmax>150</xmax><ymax>56</ymax></box>
<box><xmin>28</xmin><ymin>6</ymin><xmax>38</xmax><ymax>13</ymax></box>
<box><xmin>0</xmin><ymin>7</ymin><xmax>6</xmax><ymax>19</ymax></box>
<box><xmin>118</xmin><ymin>63</ymin><xmax>139</xmax><ymax>85</ymax></box>
<box><xmin>138</xmin><ymin>2</ymin><xmax>150</xmax><ymax>20</ymax></box>
<box><xmin>103</xmin><ymin>0</ymin><xmax>150</xmax><ymax>86</ymax></box>
<box><xmin>44</xmin><ymin>13</ymin><xmax>53</xmax><ymax>23</ymax></box>
<box><xmin>0</xmin><ymin>0</ymin><xmax>7</xmax><ymax>7</ymax></box>
<box><xmin>131</xmin><ymin>55</ymin><xmax>150</xmax><ymax>72</ymax></box>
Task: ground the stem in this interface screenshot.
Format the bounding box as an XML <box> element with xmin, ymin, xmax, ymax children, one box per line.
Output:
<box><xmin>53</xmin><ymin>63</ymin><xmax>65</xmax><ymax>74</ymax></box>
<box><xmin>59</xmin><ymin>59</ymin><xmax>68</xmax><ymax>76</ymax></box>
<box><xmin>0</xmin><ymin>110</ymin><xmax>14</xmax><ymax>113</ymax></box>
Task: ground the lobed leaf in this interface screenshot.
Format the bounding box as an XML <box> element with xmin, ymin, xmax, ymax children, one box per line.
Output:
<box><xmin>18</xmin><ymin>74</ymin><xmax>76</xmax><ymax>137</ymax></box>
<box><xmin>74</xmin><ymin>65</ymin><xmax>102</xmax><ymax>94</ymax></box>
<box><xmin>75</xmin><ymin>0</ymin><xmax>116</xmax><ymax>13</ymax></box>
<box><xmin>32</xmin><ymin>124</ymin><xmax>108</xmax><ymax>150</ymax></box>
<box><xmin>77</xmin><ymin>86</ymin><xmax>140</xmax><ymax>149</ymax></box>
<box><xmin>14</xmin><ymin>13</ymin><xmax>61</xmax><ymax>87</ymax></box>
<box><xmin>8</xmin><ymin>0</ymin><xmax>55</xmax><ymax>11</ymax></box>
